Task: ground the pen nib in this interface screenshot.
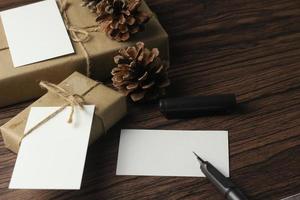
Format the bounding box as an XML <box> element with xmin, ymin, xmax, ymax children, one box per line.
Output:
<box><xmin>193</xmin><ymin>151</ymin><xmax>205</xmax><ymax>163</ymax></box>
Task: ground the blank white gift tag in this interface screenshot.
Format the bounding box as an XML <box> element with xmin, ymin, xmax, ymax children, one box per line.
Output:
<box><xmin>0</xmin><ymin>0</ymin><xmax>74</xmax><ymax>67</ymax></box>
<box><xmin>117</xmin><ymin>129</ymin><xmax>229</xmax><ymax>177</ymax></box>
<box><xmin>9</xmin><ymin>105</ymin><xmax>95</xmax><ymax>190</ymax></box>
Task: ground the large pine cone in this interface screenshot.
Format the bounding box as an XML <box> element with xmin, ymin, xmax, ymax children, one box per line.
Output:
<box><xmin>81</xmin><ymin>0</ymin><xmax>102</xmax><ymax>13</ymax></box>
<box><xmin>95</xmin><ymin>0</ymin><xmax>151</xmax><ymax>42</ymax></box>
<box><xmin>111</xmin><ymin>42</ymin><xmax>170</xmax><ymax>102</ymax></box>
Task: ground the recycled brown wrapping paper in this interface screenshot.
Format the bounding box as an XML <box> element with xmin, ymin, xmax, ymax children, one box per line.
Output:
<box><xmin>0</xmin><ymin>0</ymin><xmax>169</xmax><ymax>107</ymax></box>
<box><xmin>0</xmin><ymin>72</ymin><xmax>127</xmax><ymax>153</ymax></box>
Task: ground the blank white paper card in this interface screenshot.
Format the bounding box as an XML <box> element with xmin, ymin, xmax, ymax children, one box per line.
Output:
<box><xmin>0</xmin><ymin>0</ymin><xmax>74</xmax><ymax>67</ymax></box>
<box><xmin>9</xmin><ymin>105</ymin><xmax>95</xmax><ymax>190</ymax></box>
<box><xmin>117</xmin><ymin>129</ymin><xmax>229</xmax><ymax>177</ymax></box>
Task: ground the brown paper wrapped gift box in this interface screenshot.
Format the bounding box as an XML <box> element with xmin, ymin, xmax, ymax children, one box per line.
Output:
<box><xmin>0</xmin><ymin>0</ymin><xmax>169</xmax><ymax>107</ymax></box>
<box><xmin>0</xmin><ymin>72</ymin><xmax>127</xmax><ymax>153</ymax></box>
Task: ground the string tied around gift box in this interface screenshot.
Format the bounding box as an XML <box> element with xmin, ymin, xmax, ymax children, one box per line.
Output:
<box><xmin>39</xmin><ymin>81</ymin><xmax>86</xmax><ymax>123</ymax></box>
<box><xmin>0</xmin><ymin>47</ymin><xmax>9</xmax><ymax>51</ymax></box>
<box><xmin>19</xmin><ymin>80</ymin><xmax>101</xmax><ymax>147</ymax></box>
<box><xmin>58</xmin><ymin>0</ymin><xmax>100</xmax><ymax>77</ymax></box>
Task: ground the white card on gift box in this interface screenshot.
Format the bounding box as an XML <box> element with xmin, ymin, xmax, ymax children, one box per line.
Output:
<box><xmin>9</xmin><ymin>105</ymin><xmax>95</xmax><ymax>190</ymax></box>
<box><xmin>0</xmin><ymin>0</ymin><xmax>74</xmax><ymax>67</ymax></box>
<box><xmin>116</xmin><ymin>129</ymin><xmax>229</xmax><ymax>177</ymax></box>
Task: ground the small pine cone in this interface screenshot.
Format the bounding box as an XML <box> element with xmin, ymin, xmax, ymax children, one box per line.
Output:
<box><xmin>111</xmin><ymin>42</ymin><xmax>170</xmax><ymax>102</ymax></box>
<box><xmin>96</xmin><ymin>0</ymin><xmax>151</xmax><ymax>42</ymax></box>
<box><xmin>81</xmin><ymin>0</ymin><xmax>102</xmax><ymax>13</ymax></box>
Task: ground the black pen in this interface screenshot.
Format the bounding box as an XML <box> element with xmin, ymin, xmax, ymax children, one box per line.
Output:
<box><xmin>193</xmin><ymin>152</ymin><xmax>248</xmax><ymax>200</ymax></box>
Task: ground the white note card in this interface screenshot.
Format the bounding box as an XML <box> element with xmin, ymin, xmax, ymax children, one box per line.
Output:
<box><xmin>0</xmin><ymin>0</ymin><xmax>74</xmax><ymax>67</ymax></box>
<box><xmin>117</xmin><ymin>129</ymin><xmax>229</xmax><ymax>177</ymax></box>
<box><xmin>9</xmin><ymin>105</ymin><xmax>95</xmax><ymax>190</ymax></box>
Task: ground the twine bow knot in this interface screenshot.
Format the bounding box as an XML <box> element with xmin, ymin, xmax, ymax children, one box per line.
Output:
<box><xmin>39</xmin><ymin>81</ymin><xmax>85</xmax><ymax>123</ymax></box>
<box><xmin>59</xmin><ymin>0</ymin><xmax>90</xmax><ymax>43</ymax></box>
<box><xmin>19</xmin><ymin>80</ymin><xmax>100</xmax><ymax>146</ymax></box>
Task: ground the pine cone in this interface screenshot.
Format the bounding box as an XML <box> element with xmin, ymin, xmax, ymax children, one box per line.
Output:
<box><xmin>111</xmin><ymin>42</ymin><xmax>170</xmax><ymax>102</ymax></box>
<box><xmin>81</xmin><ymin>0</ymin><xmax>102</xmax><ymax>13</ymax></box>
<box><xmin>95</xmin><ymin>0</ymin><xmax>151</xmax><ymax>42</ymax></box>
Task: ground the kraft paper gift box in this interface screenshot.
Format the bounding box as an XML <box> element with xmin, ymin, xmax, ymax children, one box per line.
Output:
<box><xmin>0</xmin><ymin>0</ymin><xmax>169</xmax><ymax>107</ymax></box>
<box><xmin>0</xmin><ymin>72</ymin><xmax>127</xmax><ymax>153</ymax></box>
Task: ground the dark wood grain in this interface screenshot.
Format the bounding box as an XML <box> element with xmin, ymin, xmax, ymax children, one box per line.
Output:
<box><xmin>1</xmin><ymin>0</ymin><xmax>300</xmax><ymax>199</ymax></box>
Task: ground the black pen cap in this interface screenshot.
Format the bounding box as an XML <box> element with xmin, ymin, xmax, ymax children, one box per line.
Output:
<box><xmin>159</xmin><ymin>94</ymin><xmax>237</xmax><ymax>119</ymax></box>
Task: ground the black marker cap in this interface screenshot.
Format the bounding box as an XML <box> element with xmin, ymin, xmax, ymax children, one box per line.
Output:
<box><xmin>159</xmin><ymin>94</ymin><xmax>237</xmax><ymax>119</ymax></box>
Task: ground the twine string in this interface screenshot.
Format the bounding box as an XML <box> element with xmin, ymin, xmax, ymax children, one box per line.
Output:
<box><xmin>19</xmin><ymin>81</ymin><xmax>101</xmax><ymax>146</ymax></box>
<box><xmin>0</xmin><ymin>47</ymin><xmax>8</xmax><ymax>51</ymax></box>
<box><xmin>59</xmin><ymin>0</ymin><xmax>98</xmax><ymax>77</ymax></box>
<box><xmin>39</xmin><ymin>81</ymin><xmax>85</xmax><ymax>123</ymax></box>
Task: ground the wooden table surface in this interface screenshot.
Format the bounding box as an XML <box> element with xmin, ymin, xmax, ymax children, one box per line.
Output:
<box><xmin>1</xmin><ymin>0</ymin><xmax>300</xmax><ymax>199</ymax></box>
